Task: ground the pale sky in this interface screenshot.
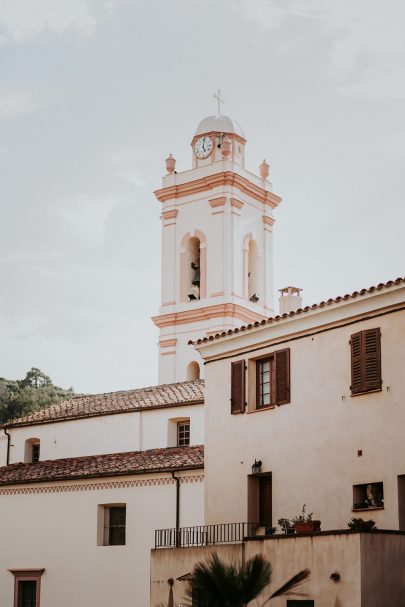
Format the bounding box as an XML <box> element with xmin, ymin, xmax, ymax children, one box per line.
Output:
<box><xmin>1</xmin><ymin>0</ymin><xmax>404</xmax><ymax>394</ymax></box>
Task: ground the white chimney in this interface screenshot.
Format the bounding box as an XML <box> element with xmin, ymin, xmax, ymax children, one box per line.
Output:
<box><xmin>279</xmin><ymin>286</ymin><xmax>303</xmax><ymax>315</ymax></box>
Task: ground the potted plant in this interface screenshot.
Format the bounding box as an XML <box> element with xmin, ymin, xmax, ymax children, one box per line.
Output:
<box><xmin>347</xmin><ymin>517</ymin><xmax>377</xmax><ymax>531</ymax></box>
<box><xmin>277</xmin><ymin>518</ymin><xmax>295</xmax><ymax>535</ymax></box>
<box><xmin>292</xmin><ymin>505</ymin><xmax>321</xmax><ymax>533</ymax></box>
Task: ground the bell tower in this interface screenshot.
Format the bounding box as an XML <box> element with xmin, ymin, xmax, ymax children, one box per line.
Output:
<box><xmin>152</xmin><ymin>102</ymin><xmax>282</xmax><ymax>384</ymax></box>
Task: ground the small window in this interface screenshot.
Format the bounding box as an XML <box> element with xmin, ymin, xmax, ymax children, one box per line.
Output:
<box><xmin>177</xmin><ymin>421</ymin><xmax>190</xmax><ymax>447</ymax></box>
<box><xmin>353</xmin><ymin>482</ymin><xmax>384</xmax><ymax>510</ymax></box>
<box><xmin>24</xmin><ymin>439</ymin><xmax>40</xmax><ymax>463</ymax></box>
<box><xmin>9</xmin><ymin>569</ymin><xmax>44</xmax><ymax>607</ymax></box>
<box><xmin>287</xmin><ymin>601</ymin><xmax>314</xmax><ymax>607</ymax></box>
<box><xmin>32</xmin><ymin>443</ymin><xmax>40</xmax><ymax>463</ymax></box>
<box><xmin>98</xmin><ymin>505</ymin><xmax>126</xmax><ymax>546</ymax></box>
<box><xmin>254</xmin><ymin>349</ymin><xmax>290</xmax><ymax>409</ymax></box>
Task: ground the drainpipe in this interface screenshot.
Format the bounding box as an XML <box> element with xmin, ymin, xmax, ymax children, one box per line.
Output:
<box><xmin>4</xmin><ymin>428</ymin><xmax>11</xmax><ymax>465</ymax></box>
<box><xmin>171</xmin><ymin>471</ymin><xmax>180</xmax><ymax>547</ymax></box>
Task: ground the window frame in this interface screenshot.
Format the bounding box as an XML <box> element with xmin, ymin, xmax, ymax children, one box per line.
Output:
<box><xmin>9</xmin><ymin>569</ymin><xmax>44</xmax><ymax>607</ymax></box>
<box><xmin>350</xmin><ymin>328</ymin><xmax>382</xmax><ymax>396</ymax></box>
<box><xmin>31</xmin><ymin>443</ymin><xmax>40</xmax><ymax>463</ymax></box>
<box><xmin>353</xmin><ymin>482</ymin><xmax>384</xmax><ymax>511</ymax></box>
<box><xmin>256</xmin><ymin>355</ymin><xmax>275</xmax><ymax>409</ymax></box>
<box><xmin>177</xmin><ymin>421</ymin><xmax>190</xmax><ymax>447</ymax></box>
<box><xmin>98</xmin><ymin>504</ymin><xmax>127</xmax><ymax>546</ymax></box>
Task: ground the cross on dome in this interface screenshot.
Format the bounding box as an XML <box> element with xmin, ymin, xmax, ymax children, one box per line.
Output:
<box><xmin>214</xmin><ymin>89</ymin><xmax>225</xmax><ymax>115</ymax></box>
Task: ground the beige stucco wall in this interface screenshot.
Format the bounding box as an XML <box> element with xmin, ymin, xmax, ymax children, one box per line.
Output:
<box><xmin>150</xmin><ymin>532</ymin><xmax>405</xmax><ymax>607</ymax></box>
<box><xmin>0</xmin><ymin>470</ymin><xmax>204</xmax><ymax>607</ymax></box>
<box><xmin>2</xmin><ymin>403</ymin><xmax>204</xmax><ymax>465</ymax></box>
<box><xmin>200</xmin><ymin>293</ymin><xmax>405</xmax><ymax>531</ymax></box>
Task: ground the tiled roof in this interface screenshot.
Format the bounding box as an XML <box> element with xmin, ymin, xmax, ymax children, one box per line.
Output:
<box><xmin>5</xmin><ymin>379</ymin><xmax>204</xmax><ymax>428</ymax></box>
<box><xmin>191</xmin><ymin>277</ymin><xmax>405</xmax><ymax>345</ymax></box>
<box><xmin>0</xmin><ymin>445</ymin><xmax>204</xmax><ymax>486</ymax></box>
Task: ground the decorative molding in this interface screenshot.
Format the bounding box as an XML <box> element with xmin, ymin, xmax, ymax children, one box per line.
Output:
<box><xmin>162</xmin><ymin>301</ymin><xmax>176</xmax><ymax>307</ymax></box>
<box><xmin>0</xmin><ymin>434</ymin><xmax>7</xmax><ymax>441</ymax></box>
<box><xmin>152</xmin><ymin>303</ymin><xmax>266</xmax><ymax>329</ymax></box>
<box><xmin>230</xmin><ymin>198</ymin><xmax>244</xmax><ymax>209</ymax></box>
<box><xmin>263</xmin><ymin>215</ymin><xmax>275</xmax><ymax>230</ymax></box>
<box><xmin>0</xmin><ymin>474</ymin><xmax>205</xmax><ymax>496</ymax></box>
<box><xmin>155</xmin><ymin>172</ymin><xmax>282</xmax><ymax>208</ymax></box>
<box><xmin>210</xmin><ymin>291</ymin><xmax>225</xmax><ymax>298</ymax></box>
<box><xmin>209</xmin><ymin>196</ymin><xmax>226</xmax><ymax>208</ymax></box>
<box><xmin>162</xmin><ymin>209</ymin><xmax>178</xmax><ymax>226</ymax></box>
<box><xmin>159</xmin><ymin>338</ymin><xmax>177</xmax><ymax>348</ymax></box>
<box><xmin>191</xmin><ymin>131</ymin><xmax>246</xmax><ymax>146</ymax></box>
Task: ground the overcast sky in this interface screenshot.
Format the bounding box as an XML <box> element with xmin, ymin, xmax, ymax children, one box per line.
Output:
<box><xmin>1</xmin><ymin>0</ymin><xmax>404</xmax><ymax>394</ymax></box>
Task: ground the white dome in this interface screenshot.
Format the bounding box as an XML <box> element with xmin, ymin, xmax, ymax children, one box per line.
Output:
<box><xmin>195</xmin><ymin>114</ymin><xmax>245</xmax><ymax>139</ymax></box>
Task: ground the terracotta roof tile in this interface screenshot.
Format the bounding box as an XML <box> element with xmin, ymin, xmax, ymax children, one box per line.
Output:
<box><xmin>5</xmin><ymin>379</ymin><xmax>204</xmax><ymax>428</ymax></box>
<box><xmin>0</xmin><ymin>445</ymin><xmax>204</xmax><ymax>486</ymax></box>
<box><xmin>190</xmin><ymin>277</ymin><xmax>405</xmax><ymax>345</ymax></box>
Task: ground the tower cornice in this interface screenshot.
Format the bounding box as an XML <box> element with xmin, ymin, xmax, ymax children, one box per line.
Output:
<box><xmin>154</xmin><ymin>171</ymin><xmax>282</xmax><ymax>208</ymax></box>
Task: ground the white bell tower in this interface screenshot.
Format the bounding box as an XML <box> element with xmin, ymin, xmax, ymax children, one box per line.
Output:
<box><xmin>152</xmin><ymin>100</ymin><xmax>282</xmax><ymax>384</ymax></box>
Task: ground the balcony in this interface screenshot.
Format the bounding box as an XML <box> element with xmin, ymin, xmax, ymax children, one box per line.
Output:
<box><xmin>155</xmin><ymin>522</ymin><xmax>258</xmax><ymax>548</ymax></box>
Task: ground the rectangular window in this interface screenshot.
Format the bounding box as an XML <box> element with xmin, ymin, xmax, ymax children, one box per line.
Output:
<box><xmin>177</xmin><ymin>421</ymin><xmax>190</xmax><ymax>446</ymax></box>
<box><xmin>353</xmin><ymin>482</ymin><xmax>384</xmax><ymax>510</ymax></box>
<box><xmin>350</xmin><ymin>328</ymin><xmax>382</xmax><ymax>395</ymax></box>
<box><xmin>257</xmin><ymin>357</ymin><xmax>274</xmax><ymax>408</ymax></box>
<box><xmin>287</xmin><ymin>601</ymin><xmax>314</xmax><ymax>607</ymax></box>
<box><xmin>100</xmin><ymin>505</ymin><xmax>126</xmax><ymax>546</ymax></box>
<box><xmin>255</xmin><ymin>349</ymin><xmax>290</xmax><ymax>409</ymax></box>
<box><xmin>9</xmin><ymin>569</ymin><xmax>44</xmax><ymax>607</ymax></box>
<box><xmin>31</xmin><ymin>444</ymin><xmax>40</xmax><ymax>463</ymax></box>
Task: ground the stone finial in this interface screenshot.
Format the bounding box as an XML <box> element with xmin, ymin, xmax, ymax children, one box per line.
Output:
<box><xmin>259</xmin><ymin>159</ymin><xmax>270</xmax><ymax>180</ymax></box>
<box><xmin>166</xmin><ymin>154</ymin><xmax>176</xmax><ymax>174</ymax></box>
<box><xmin>221</xmin><ymin>137</ymin><xmax>231</xmax><ymax>159</ymax></box>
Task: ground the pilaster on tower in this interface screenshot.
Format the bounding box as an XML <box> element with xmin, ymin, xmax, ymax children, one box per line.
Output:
<box><xmin>152</xmin><ymin>111</ymin><xmax>282</xmax><ymax>385</ymax></box>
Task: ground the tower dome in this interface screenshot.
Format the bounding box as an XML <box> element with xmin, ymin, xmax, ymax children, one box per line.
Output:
<box><xmin>195</xmin><ymin>114</ymin><xmax>245</xmax><ymax>139</ymax></box>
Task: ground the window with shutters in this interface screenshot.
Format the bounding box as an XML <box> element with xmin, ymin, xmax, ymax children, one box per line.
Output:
<box><xmin>254</xmin><ymin>349</ymin><xmax>290</xmax><ymax>410</ymax></box>
<box><xmin>350</xmin><ymin>328</ymin><xmax>382</xmax><ymax>395</ymax></box>
<box><xmin>97</xmin><ymin>504</ymin><xmax>126</xmax><ymax>546</ymax></box>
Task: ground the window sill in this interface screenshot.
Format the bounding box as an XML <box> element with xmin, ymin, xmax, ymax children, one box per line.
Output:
<box><xmin>352</xmin><ymin>507</ymin><xmax>384</xmax><ymax>512</ymax></box>
<box><xmin>350</xmin><ymin>388</ymin><xmax>382</xmax><ymax>397</ymax></box>
<box><xmin>247</xmin><ymin>405</ymin><xmax>276</xmax><ymax>414</ymax></box>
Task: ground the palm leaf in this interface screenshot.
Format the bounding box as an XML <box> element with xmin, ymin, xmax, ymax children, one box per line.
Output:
<box><xmin>263</xmin><ymin>568</ymin><xmax>310</xmax><ymax>603</ymax></box>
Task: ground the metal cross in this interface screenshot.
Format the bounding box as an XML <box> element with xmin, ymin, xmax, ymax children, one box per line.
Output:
<box><xmin>214</xmin><ymin>89</ymin><xmax>225</xmax><ymax>115</ymax></box>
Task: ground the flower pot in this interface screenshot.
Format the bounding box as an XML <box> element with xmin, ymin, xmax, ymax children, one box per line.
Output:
<box><xmin>294</xmin><ymin>520</ymin><xmax>321</xmax><ymax>533</ymax></box>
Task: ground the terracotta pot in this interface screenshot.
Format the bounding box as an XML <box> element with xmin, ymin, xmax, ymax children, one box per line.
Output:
<box><xmin>294</xmin><ymin>520</ymin><xmax>321</xmax><ymax>533</ymax></box>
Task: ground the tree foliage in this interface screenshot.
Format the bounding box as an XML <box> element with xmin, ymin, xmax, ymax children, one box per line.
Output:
<box><xmin>0</xmin><ymin>368</ymin><xmax>74</xmax><ymax>424</ymax></box>
<box><xmin>186</xmin><ymin>553</ymin><xmax>310</xmax><ymax>607</ymax></box>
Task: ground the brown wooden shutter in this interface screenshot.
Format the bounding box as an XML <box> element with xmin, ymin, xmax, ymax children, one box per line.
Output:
<box><xmin>275</xmin><ymin>348</ymin><xmax>290</xmax><ymax>405</ymax></box>
<box><xmin>231</xmin><ymin>360</ymin><xmax>245</xmax><ymax>414</ymax></box>
<box><xmin>364</xmin><ymin>328</ymin><xmax>382</xmax><ymax>391</ymax></box>
<box><xmin>350</xmin><ymin>331</ymin><xmax>363</xmax><ymax>394</ymax></box>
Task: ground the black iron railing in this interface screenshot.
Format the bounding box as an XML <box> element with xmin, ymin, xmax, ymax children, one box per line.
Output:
<box><xmin>155</xmin><ymin>522</ymin><xmax>258</xmax><ymax>548</ymax></box>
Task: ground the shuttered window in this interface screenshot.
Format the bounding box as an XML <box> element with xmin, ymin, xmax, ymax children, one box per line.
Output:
<box><xmin>256</xmin><ymin>348</ymin><xmax>290</xmax><ymax>408</ymax></box>
<box><xmin>231</xmin><ymin>360</ymin><xmax>245</xmax><ymax>414</ymax></box>
<box><xmin>350</xmin><ymin>328</ymin><xmax>382</xmax><ymax>395</ymax></box>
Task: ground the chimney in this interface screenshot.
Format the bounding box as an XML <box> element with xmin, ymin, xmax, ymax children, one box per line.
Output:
<box><xmin>279</xmin><ymin>286</ymin><xmax>303</xmax><ymax>315</ymax></box>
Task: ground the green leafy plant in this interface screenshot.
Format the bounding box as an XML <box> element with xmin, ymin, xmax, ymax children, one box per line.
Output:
<box><xmin>277</xmin><ymin>518</ymin><xmax>294</xmax><ymax>533</ymax></box>
<box><xmin>185</xmin><ymin>552</ymin><xmax>310</xmax><ymax>607</ymax></box>
<box><xmin>348</xmin><ymin>517</ymin><xmax>377</xmax><ymax>531</ymax></box>
<box><xmin>292</xmin><ymin>504</ymin><xmax>314</xmax><ymax>524</ymax></box>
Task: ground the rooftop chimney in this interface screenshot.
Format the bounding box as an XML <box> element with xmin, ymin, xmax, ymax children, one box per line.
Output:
<box><xmin>279</xmin><ymin>286</ymin><xmax>303</xmax><ymax>315</ymax></box>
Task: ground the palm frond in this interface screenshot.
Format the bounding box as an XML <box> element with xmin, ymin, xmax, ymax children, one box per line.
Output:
<box><xmin>266</xmin><ymin>568</ymin><xmax>311</xmax><ymax>601</ymax></box>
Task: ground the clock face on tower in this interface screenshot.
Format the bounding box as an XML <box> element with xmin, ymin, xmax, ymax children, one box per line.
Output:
<box><xmin>194</xmin><ymin>136</ymin><xmax>213</xmax><ymax>159</ymax></box>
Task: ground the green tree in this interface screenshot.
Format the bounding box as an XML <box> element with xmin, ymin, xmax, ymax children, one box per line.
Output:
<box><xmin>0</xmin><ymin>368</ymin><xmax>74</xmax><ymax>424</ymax></box>
<box><xmin>186</xmin><ymin>553</ymin><xmax>310</xmax><ymax>607</ymax></box>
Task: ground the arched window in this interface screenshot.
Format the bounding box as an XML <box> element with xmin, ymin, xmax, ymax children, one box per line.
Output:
<box><xmin>186</xmin><ymin>361</ymin><xmax>200</xmax><ymax>381</ymax></box>
<box><xmin>244</xmin><ymin>235</ymin><xmax>259</xmax><ymax>303</ymax></box>
<box><xmin>180</xmin><ymin>231</ymin><xmax>207</xmax><ymax>302</ymax></box>
<box><xmin>24</xmin><ymin>438</ymin><xmax>40</xmax><ymax>463</ymax></box>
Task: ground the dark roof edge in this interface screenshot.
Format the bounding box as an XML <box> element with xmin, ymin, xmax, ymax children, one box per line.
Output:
<box><xmin>2</xmin><ymin>399</ymin><xmax>205</xmax><ymax>430</ymax></box>
<box><xmin>0</xmin><ymin>463</ymin><xmax>204</xmax><ymax>487</ymax></box>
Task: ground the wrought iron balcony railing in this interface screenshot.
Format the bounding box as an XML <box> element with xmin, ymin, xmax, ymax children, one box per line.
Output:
<box><xmin>155</xmin><ymin>522</ymin><xmax>258</xmax><ymax>548</ymax></box>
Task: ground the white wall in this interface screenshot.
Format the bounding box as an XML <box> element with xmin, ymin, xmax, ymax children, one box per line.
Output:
<box><xmin>0</xmin><ymin>471</ymin><xmax>204</xmax><ymax>607</ymax></box>
<box><xmin>5</xmin><ymin>404</ymin><xmax>204</xmax><ymax>463</ymax></box>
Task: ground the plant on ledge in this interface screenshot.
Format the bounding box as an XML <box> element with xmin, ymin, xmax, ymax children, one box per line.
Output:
<box><xmin>185</xmin><ymin>552</ymin><xmax>310</xmax><ymax>607</ymax></box>
<box><xmin>277</xmin><ymin>518</ymin><xmax>295</xmax><ymax>534</ymax></box>
<box><xmin>291</xmin><ymin>505</ymin><xmax>321</xmax><ymax>533</ymax></box>
<box><xmin>348</xmin><ymin>517</ymin><xmax>377</xmax><ymax>531</ymax></box>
